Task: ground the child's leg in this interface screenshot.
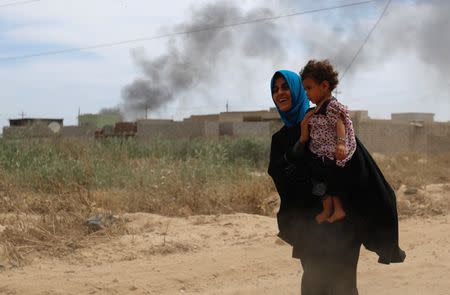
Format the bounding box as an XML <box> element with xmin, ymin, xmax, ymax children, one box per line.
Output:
<box><xmin>326</xmin><ymin>196</ymin><xmax>347</xmax><ymax>223</ymax></box>
<box><xmin>315</xmin><ymin>196</ymin><xmax>333</xmax><ymax>224</ymax></box>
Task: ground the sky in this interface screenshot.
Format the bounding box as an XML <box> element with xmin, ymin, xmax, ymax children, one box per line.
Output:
<box><xmin>0</xmin><ymin>0</ymin><xmax>449</xmax><ymax>130</ymax></box>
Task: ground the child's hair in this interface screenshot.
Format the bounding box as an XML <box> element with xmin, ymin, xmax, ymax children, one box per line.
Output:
<box><xmin>300</xmin><ymin>59</ymin><xmax>339</xmax><ymax>91</ymax></box>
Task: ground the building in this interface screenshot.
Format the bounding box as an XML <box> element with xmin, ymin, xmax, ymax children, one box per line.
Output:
<box><xmin>9</xmin><ymin>118</ymin><xmax>63</xmax><ymax>128</ymax></box>
<box><xmin>3</xmin><ymin>118</ymin><xmax>64</xmax><ymax>138</ymax></box>
<box><xmin>391</xmin><ymin>113</ymin><xmax>435</xmax><ymax>124</ymax></box>
<box><xmin>2</xmin><ymin>111</ymin><xmax>449</xmax><ymax>155</ymax></box>
<box><xmin>184</xmin><ymin>108</ymin><xmax>280</xmax><ymax>123</ymax></box>
<box><xmin>78</xmin><ymin>113</ymin><xmax>122</xmax><ymax>128</ymax></box>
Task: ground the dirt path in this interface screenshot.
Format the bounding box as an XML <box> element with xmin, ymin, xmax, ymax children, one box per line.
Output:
<box><xmin>0</xmin><ymin>213</ymin><xmax>449</xmax><ymax>295</ymax></box>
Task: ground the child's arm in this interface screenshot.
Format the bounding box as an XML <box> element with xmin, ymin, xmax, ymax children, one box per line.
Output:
<box><xmin>336</xmin><ymin>118</ymin><xmax>347</xmax><ymax>160</ymax></box>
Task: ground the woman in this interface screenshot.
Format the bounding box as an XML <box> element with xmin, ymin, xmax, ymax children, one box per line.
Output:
<box><xmin>268</xmin><ymin>70</ymin><xmax>405</xmax><ymax>294</ymax></box>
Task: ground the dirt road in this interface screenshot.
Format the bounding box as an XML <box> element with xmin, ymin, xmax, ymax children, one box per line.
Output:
<box><xmin>0</xmin><ymin>212</ymin><xmax>448</xmax><ymax>295</ymax></box>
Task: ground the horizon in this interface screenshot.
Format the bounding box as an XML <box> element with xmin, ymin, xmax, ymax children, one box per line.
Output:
<box><xmin>2</xmin><ymin>107</ymin><xmax>448</xmax><ymax>130</ymax></box>
<box><xmin>1</xmin><ymin>0</ymin><xmax>450</xmax><ymax>128</ymax></box>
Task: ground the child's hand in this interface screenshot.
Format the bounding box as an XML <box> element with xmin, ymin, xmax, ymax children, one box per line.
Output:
<box><xmin>336</xmin><ymin>143</ymin><xmax>347</xmax><ymax>160</ymax></box>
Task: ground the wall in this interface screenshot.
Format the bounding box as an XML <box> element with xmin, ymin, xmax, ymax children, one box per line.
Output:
<box><xmin>427</xmin><ymin>123</ymin><xmax>450</xmax><ymax>154</ymax></box>
<box><xmin>358</xmin><ymin>120</ymin><xmax>418</xmax><ymax>153</ymax></box>
<box><xmin>136</xmin><ymin>121</ymin><xmax>219</xmax><ymax>140</ymax></box>
<box><xmin>391</xmin><ymin>113</ymin><xmax>435</xmax><ymax>123</ymax></box>
<box><xmin>219</xmin><ymin>122</ymin><xmax>271</xmax><ymax>137</ymax></box>
<box><xmin>2</xmin><ymin>111</ymin><xmax>449</xmax><ymax>155</ymax></box>
<box><xmin>185</xmin><ymin>114</ymin><xmax>220</xmax><ymax>122</ymax></box>
<box><xmin>61</xmin><ymin>126</ymin><xmax>97</xmax><ymax>138</ymax></box>
<box><xmin>3</xmin><ymin>124</ymin><xmax>55</xmax><ymax>139</ymax></box>
<box><xmin>356</xmin><ymin>120</ymin><xmax>450</xmax><ymax>154</ymax></box>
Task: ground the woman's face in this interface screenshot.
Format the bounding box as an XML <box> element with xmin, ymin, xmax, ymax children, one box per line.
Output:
<box><xmin>272</xmin><ymin>76</ymin><xmax>292</xmax><ymax>112</ymax></box>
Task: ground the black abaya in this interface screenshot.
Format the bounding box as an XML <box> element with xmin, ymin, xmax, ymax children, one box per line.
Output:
<box><xmin>268</xmin><ymin>122</ymin><xmax>405</xmax><ymax>294</ymax></box>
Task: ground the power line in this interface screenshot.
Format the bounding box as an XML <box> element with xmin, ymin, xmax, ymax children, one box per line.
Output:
<box><xmin>341</xmin><ymin>0</ymin><xmax>392</xmax><ymax>80</ymax></box>
<box><xmin>0</xmin><ymin>0</ymin><xmax>378</xmax><ymax>62</ymax></box>
<box><xmin>0</xmin><ymin>0</ymin><xmax>40</xmax><ymax>8</ymax></box>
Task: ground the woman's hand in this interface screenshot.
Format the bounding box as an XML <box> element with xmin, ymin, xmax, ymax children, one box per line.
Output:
<box><xmin>300</xmin><ymin>110</ymin><xmax>314</xmax><ymax>144</ymax></box>
<box><xmin>336</xmin><ymin>143</ymin><xmax>347</xmax><ymax>160</ymax></box>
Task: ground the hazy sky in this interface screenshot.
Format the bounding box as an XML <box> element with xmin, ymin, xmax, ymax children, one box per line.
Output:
<box><xmin>0</xmin><ymin>0</ymin><xmax>449</xmax><ymax>129</ymax></box>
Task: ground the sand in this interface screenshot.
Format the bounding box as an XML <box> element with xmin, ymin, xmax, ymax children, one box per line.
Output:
<box><xmin>0</xmin><ymin>183</ymin><xmax>449</xmax><ymax>294</ymax></box>
<box><xmin>0</xmin><ymin>209</ymin><xmax>448</xmax><ymax>295</ymax></box>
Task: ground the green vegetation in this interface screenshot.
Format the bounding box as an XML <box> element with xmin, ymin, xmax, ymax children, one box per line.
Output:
<box><xmin>0</xmin><ymin>138</ymin><xmax>273</xmax><ymax>216</ymax></box>
<box><xmin>0</xmin><ymin>138</ymin><xmax>448</xmax><ymax>217</ymax></box>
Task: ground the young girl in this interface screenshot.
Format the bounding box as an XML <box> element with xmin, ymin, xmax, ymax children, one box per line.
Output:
<box><xmin>299</xmin><ymin>59</ymin><xmax>356</xmax><ymax>224</ymax></box>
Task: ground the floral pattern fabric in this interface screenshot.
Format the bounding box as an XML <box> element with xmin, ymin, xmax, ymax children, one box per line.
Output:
<box><xmin>308</xmin><ymin>98</ymin><xmax>356</xmax><ymax>167</ymax></box>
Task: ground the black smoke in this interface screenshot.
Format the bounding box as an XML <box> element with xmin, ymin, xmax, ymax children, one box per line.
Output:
<box><xmin>121</xmin><ymin>0</ymin><xmax>450</xmax><ymax>116</ymax></box>
<box><xmin>121</xmin><ymin>2</ymin><xmax>285</xmax><ymax>116</ymax></box>
<box><xmin>301</xmin><ymin>0</ymin><xmax>450</xmax><ymax>77</ymax></box>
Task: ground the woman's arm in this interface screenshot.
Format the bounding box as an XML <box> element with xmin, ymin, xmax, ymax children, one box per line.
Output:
<box><xmin>284</xmin><ymin>140</ymin><xmax>306</xmax><ymax>164</ymax></box>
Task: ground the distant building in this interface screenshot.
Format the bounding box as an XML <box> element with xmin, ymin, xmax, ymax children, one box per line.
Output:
<box><xmin>3</xmin><ymin>118</ymin><xmax>64</xmax><ymax>138</ymax></box>
<box><xmin>9</xmin><ymin>118</ymin><xmax>63</xmax><ymax>127</ymax></box>
<box><xmin>184</xmin><ymin>108</ymin><xmax>280</xmax><ymax>123</ymax></box>
<box><xmin>391</xmin><ymin>113</ymin><xmax>435</xmax><ymax>124</ymax></box>
<box><xmin>2</xmin><ymin>110</ymin><xmax>449</xmax><ymax>155</ymax></box>
<box><xmin>349</xmin><ymin>110</ymin><xmax>370</xmax><ymax>122</ymax></box>
<box><xmin>78</xmin><ymin>113</ymin><xmax>122</xmax><ymax>128</ymax></box>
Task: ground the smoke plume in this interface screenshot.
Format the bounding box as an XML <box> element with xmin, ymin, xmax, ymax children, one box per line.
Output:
<box><xmin>121</xmin><ymin>2</ymin><xmax>285</xmax><ymax>117</ymax></box>
<box><xmin>302</xmin><ymin>0</ymin><xmax>450</xmax><ymax>77</ymax></box>
<box><xmin>121</xmin><ymin>0</ymin><xmax>450</xmax><ymax>117</ymax></box>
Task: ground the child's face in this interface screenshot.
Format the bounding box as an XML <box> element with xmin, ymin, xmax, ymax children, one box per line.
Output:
<box><xmin>302</xmin><ymin>78</ymin><xmax>330</xmax><ymax>105</ymax></box>
<box><xmin>272</xmin><ymin>76</ymin><xmax>292</xmax><ymax>112</ymax></box>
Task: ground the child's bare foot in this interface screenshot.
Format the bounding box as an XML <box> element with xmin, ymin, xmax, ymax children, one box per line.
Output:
<box><xmin>315</xmin><ymin>211</ymin><xmax>331</xmax><ymax>224</ymax></box>
<box><xmin>326</xmin><ymin>210</ymin><xmax>346</xmax><ymax>223</ymax></box>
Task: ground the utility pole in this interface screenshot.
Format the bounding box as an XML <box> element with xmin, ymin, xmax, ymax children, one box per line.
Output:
<box><xmin>333</xmin><ymin>88</ymin><xmax>341</xmax><ymax>99</ymax></box>
<box><xmin>78</xmin><ymin>107</ymin><xmax>81</xmax><ymax>126</ymax></box>
<box><xmin>20</xmin><ymin>111</ymin><xmax>25</xmax><ymax>119</ymax></box>
<box><xmin>226</xmin><ymin>100</ymin><xmax>229</xmax><ymax>112</ymax></box>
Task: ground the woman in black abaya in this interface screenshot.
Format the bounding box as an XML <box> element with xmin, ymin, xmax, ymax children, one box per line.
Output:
<box><xmin>268</xmin><ymin>70</ymin><xmax>405</xmax><ymax>294</ymax></box>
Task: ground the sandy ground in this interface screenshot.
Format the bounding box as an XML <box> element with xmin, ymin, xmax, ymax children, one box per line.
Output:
<box><xmin>0</xmin><ymin>209</ymin><xmax>449</xmax><ymax>295</ymax></box>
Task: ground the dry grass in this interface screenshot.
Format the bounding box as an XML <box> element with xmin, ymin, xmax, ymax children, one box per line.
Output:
<box><xmin>0</xmin><ymin>138</ymin><xmax>271</xmax><ymax>267</ymax></box>
<box><xmin>372</xmin><ymin>153</ymin><xmax>450</xmax><ymax>190</ymax></box>
<box><xmin>0</xmin><ymin>209</ymin><xmax>127</xmax><ymax>267</ymax></box>
<box><xmin>140</xmin><ymin>242</ymin><xmax>193</xmax><ymax>256</ymax></box>
<box><xmin>0</xmin><ymin>138</ymin><xmax>448</xmax><ymax>267</ymax></box>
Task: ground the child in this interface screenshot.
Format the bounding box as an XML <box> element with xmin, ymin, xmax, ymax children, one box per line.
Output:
<box><xmin>299</xmin><ymin>59</ymin><xmax>357</xmax><ymax>224</ymax></box>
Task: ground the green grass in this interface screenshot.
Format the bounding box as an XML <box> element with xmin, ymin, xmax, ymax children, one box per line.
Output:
<box><xmin>0</xmin><ymin>137</ymin><xmax>270</xmax><ymax>192</ymax></box>
<box><xmin>0</xmin><ymin>137</ymin><xmax>448</xmax><ymax>216</ymax></box>
<box><xmin>0</xmin><ymin>137</ymin><xmax>273</xmax><ymax>216</ymax></box>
